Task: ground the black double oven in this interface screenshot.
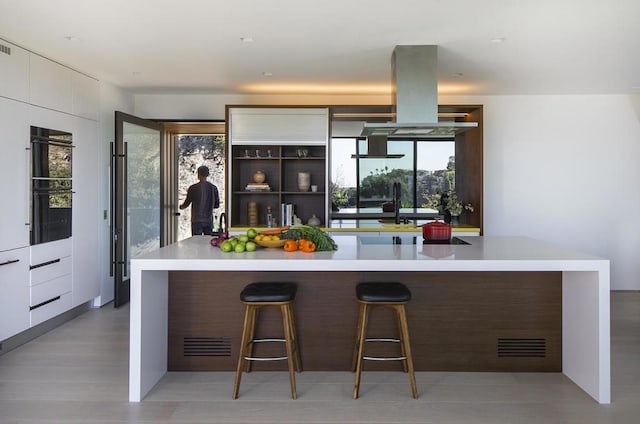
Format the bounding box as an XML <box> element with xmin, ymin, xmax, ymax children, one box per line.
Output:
<box><xmin>30</xmin><ymin>126</ymin><xmax>73</xmax><ymax>245</ymax></box>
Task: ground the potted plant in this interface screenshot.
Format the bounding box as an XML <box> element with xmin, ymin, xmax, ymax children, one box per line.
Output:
<box><xmin>444</xmin><ymin>191</ymin><xmax>473</xmax><ymax>226</ymax></box>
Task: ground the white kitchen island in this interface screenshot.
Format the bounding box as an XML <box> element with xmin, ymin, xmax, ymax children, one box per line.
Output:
<box><xmin>128</xmin><ymin>235</ymin><xmax>610</xmax><ymax>403</ymax></box>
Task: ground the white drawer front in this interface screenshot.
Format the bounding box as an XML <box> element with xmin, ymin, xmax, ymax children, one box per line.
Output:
<box><xmin>30</xmin><ymin>292</ymin><xmax>72</xmax><ymax>327</ymax></box>
<box><xmin>30</xmin><ymin>238</ymin><xmax>72</xmax><ymax>264</ymax></box>
<box><xmin>30</xmin><ymin>255</ymin><xmax>72</xmax><ymax>286</ymax></box>
<box><xmin>31</xmin><ymin>274</ymin><xmax>72</xmax><ymax>306</ymax></box>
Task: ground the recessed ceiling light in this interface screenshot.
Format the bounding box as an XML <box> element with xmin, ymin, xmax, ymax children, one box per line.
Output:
<box><xmin>491</xmin><ymin>37</ymin><xmax>506</xmax><ymax>43</ymax></box>
<box><xmin>262</xmin><ymin>72</ymin><xmax>273</xmax><ymax>77</ymax></box>
<box><xmin>240</xmin><ymin>37</ymin><xmax>254</xmax><ymax>43</ymax></box>
<box><xmin>64</xmin><ymin>36</ymin><xmax>80</xmax><ymax>42</ymax></box>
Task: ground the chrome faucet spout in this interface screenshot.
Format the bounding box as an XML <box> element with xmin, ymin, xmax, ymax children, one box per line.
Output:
<box><xmin>393</xmin><ymin>182</ymin><xmax>401</xmax><ymax>224</ymax></box>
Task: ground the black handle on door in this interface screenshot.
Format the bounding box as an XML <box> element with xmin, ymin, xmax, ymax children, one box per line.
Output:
<box><xmin>0</xmin><ymin>259</ymin><xmax>20</xmax><ymax>267</ymax></box>
<box><xmin>109</xmin><ymin>142</ymin><xmax>115</xmax><ymax>277</ymax></box>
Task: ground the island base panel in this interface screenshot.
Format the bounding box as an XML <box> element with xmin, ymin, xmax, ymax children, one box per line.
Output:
<box><xmin>168</xmin><ymin>271</ymin><xmax>561</xmax><ymax>372</ymax></box>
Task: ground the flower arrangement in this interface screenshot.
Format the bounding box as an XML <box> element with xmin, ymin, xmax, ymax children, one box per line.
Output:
<box><xmin>444</xmin><ymin>191</ymin><xmax>474</xmax><ymax>216</ymax></box>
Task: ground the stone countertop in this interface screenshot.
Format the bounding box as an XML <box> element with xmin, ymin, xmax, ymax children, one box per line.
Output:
<box><xmin>132</xmin><ymin>235</ymin><xmax>607</xmax><ymax>272</ymax></box>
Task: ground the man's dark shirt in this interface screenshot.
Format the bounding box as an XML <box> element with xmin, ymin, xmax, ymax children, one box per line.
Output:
<box><xmin>183</xmin><ymin>181</ymin><xmax>219</xmax><ymax>223</ymax></box>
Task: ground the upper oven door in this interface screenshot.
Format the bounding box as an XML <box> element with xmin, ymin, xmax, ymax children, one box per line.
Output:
<box><xmin>30</xmin><ymin>126</ymin><xmax>73</xmax><ymax>245</ymax></box>
<box><xmin>31</xmin><ymin>126</ymin><xmax>72</xmax><ymax>179</ymax></box>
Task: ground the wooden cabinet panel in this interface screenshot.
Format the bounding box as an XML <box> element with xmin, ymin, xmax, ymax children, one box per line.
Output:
<box><xmin>229</xmin><ymin>144</ymin><xmax>327</xmax><ymax>227</ymax></box>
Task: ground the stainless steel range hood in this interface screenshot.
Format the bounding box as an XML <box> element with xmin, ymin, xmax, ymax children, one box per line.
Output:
<box><xmin>361</xmin><ymin>45</ymin><xmax>477</xmax><ymax>138</ymax></box>
<box><xmin>350</xmin><ymin>135</ymin><xmax>404</xmax><ymax>159</ymax></box>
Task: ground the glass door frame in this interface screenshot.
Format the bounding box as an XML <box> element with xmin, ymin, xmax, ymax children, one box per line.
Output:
<box><xmin>112</xmin><ymin>111</ymin><xmax>164</xmax><ymax>308</ymax></box>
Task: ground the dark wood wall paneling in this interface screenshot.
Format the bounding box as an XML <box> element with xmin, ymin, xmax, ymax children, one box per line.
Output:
<box><xmin>168</xmin><ymin>270</ymin><xmax>561</xmax><ymax>373</ymax></box>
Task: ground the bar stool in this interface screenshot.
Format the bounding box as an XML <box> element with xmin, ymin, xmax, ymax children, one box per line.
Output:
<box><xmin>232</xmin><ymin>282</ymin><xmax>301</xmax><ymax>399</ymax></box>
<box><xmin>352</xmin><ymin>282</ymin><xmax>417</xmax><ymax>399</ymax></box>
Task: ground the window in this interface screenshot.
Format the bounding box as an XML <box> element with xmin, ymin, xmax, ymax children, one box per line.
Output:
<box><xmin>330</xmin><ymin>137</ymin><xmax>454</xmax><ymax>211</ymax></box>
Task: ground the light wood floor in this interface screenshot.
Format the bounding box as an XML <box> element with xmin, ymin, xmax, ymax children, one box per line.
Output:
<box><xmin>0</xmin><ymin>291</ymin><xmax>638</xmax><ymax>424</ymax></box>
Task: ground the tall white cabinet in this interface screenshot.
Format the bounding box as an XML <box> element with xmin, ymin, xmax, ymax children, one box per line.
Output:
<box><xmin>1</xmin><ymin>36</ymin><xmax>101</xmax><ymax>345</ymax></box>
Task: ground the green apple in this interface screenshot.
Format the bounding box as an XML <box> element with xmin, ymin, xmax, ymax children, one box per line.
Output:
<box><xmin>234</xmin><ymin>242</ymin><xmax>246</xmax><ymax>253</ymax></box>
<box><xmin>220</xmin><ymin>241</ymin><xmax>232</xmax><ymax>252</ymax></box>
<box><xmin>245</xmin><ymin>241</ymin><xmax>257</xmax><ymax>252</ymax></box>
<box><xmin>247</xmin><ymin>228</ymin><xmax>258</xmax><ymax>239</ymax></box>
<box><xmin>238</xmin><ymin>235</ymin><xmax>249</xmax><ymax>243</ymax></box>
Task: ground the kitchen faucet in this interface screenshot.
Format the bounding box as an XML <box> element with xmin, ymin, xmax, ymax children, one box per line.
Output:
<box><xmin>393</xmin><ymin>182</ymin><xmax>401</xmax><ymax>224</ymax></box>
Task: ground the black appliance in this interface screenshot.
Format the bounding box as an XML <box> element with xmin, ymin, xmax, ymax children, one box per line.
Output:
<box><xmin>30</xmin><ymin>126</ymin><xmax>73</xmax><ymax>245</ymax></box>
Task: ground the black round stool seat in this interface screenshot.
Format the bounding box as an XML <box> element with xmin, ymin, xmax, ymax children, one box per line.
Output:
<box><xmin>240</xmin><ymin>282</ymin><xmax>297</xmax><ymax>303</ymax></box>
<box><xmin>356</xmin><ymin>282</ymin><xmax>411</xmax><ymax>303</ymax></box>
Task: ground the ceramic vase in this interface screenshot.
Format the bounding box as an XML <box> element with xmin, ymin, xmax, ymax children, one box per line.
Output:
<box><xmin>297</xmin><ymin>172</ymin><xmax>311</xmax><ymax>191</ymax></box>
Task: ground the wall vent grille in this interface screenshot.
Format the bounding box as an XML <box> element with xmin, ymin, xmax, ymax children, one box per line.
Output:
<box><xmin>0</xmin><ymin>43</ymin><xmax>11</xmax><ymax>56</ymax></box>
<box><xmin>183</xmin><ymin>337</ymin><xmax>231</xmax><ymax>357</ymax></box>
<box><xmin>497</xmin><ymin>338</ymin><xmax>546</xmax><ymax>358</ymax></box>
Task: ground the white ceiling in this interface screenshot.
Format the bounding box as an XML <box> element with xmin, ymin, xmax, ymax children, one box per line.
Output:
<box><xmin>1</xmin><ymin>0</ymin><xmax>639</xmax><ymax>96</ymax></box>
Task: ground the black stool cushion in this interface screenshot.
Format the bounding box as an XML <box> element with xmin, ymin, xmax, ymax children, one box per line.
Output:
<box><xmin>240</xmin><ymin>282</ymin><xmax>297</xmax><ymax>302</ymax></box>
<box><xmin>356</xmin><ymin>282</ymin><xmax>411</xmax><ymax>303</ymax></box>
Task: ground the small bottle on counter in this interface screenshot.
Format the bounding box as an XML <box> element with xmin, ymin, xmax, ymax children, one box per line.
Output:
<box><xmin>266</xmin><ymin>205</ymin><xmax>273</xmax><ymax>228</ymax></box>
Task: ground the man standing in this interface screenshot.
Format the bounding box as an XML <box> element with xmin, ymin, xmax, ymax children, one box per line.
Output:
<box><xmin>180</xmin><ymin>165</ymin><xmax>220</xmax><ymax>235</ymax></box>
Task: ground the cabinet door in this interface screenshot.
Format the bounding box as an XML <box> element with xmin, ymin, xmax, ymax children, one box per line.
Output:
<box><xmin>0</xmin><ymin>247</ymin><xmax>30</xmax><ymax>341</ymax></box>
<box><xmin>0</xmin><ymin>98</ymin><xmax>30</xmax><ymax>251</ymax></box>
<box><xmin>72</xmin><ymin>72</ymin><xmax>99</xmax><ymax>121</ymax></box>
<box><xmin>29</xmin><ymin>53</ymin><xmax>73</xmax><ymax>114</ymax></box>
<box><xmin>0</xmin><ymin>38</ymin><xmax>29</xmax><ymax>102</ymax></box>
<box><xmin>229</xmin><ymin>107</ymin><xmax>329</xmax><ymax>145</ymax></box>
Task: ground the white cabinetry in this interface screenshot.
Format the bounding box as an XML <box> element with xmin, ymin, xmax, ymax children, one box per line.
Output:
<box><xmin>71</xmin><ymin>116</ymin><xmax>100</xmax><ymax>306</ymax></box>
<box><xmin>0</xmin><ymin>38</ymin><xmax>29</xmax><ymax>102</ymax></box>
<box><xmin>29</xmin><ymin>54</ymin><xmax>73</xmax><ymax>114</ymax></box>
<box><xmin>72</xmin><ymin>72</ymin><xmax>99</xmax><ymax>121</ymax></box>
<box><xmin>30</xmin><ymin>239</ymin><xmax>72</xmax><ymax>326</ymax></box>
<box><xmin>0</xmin><ymin>97</ymin><xmax>30</xmax><ymax>252</ymax></box>
<box><xmin>229</xmin><ymin>107</ymin><xmax>329</xmax><ymax>145</ymax></box>
<box><xmin>0</xmin><ymin>247</ymin><xmax>30</xmax><ymax>341</ymax></box>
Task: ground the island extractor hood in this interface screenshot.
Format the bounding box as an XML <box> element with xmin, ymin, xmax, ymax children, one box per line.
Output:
<box><xmin>361</xmin><ymin>45</ymin><xmax>478</xmax><ymax>138</ymax></box>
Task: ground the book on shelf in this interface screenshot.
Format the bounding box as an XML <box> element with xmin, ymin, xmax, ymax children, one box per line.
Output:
<box><xmin>281</xmin><ymin>203</ymin><xmax>294</xmax><ymax>226</ymax></box>
<box><xmin>245</xmin><ymin>183</ymin><xmax>271</xmax><ymax>191</ymax></box>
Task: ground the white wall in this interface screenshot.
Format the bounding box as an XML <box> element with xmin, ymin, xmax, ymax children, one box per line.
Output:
<box><xmin>134</xmin><ymin>92</ymin><xmax>640</xmax><ymax>290</ymax></box>
<box><xmin>95</xmin><ymin>81</ymin><xmax>134</xmax><ymax>306</ymax></box>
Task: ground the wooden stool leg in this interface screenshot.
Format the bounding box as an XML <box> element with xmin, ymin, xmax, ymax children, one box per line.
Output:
<box><xmin>233</xmin><ymin>304</ymin><xmax>253</xmax><ymax>399</ymax></box>
<box><xmin>353</xmin><ymin>302</ymin><xmax>370</xmax><ymax>399</ymax></box>
<box><xmin>281</xmin><ymin>304</ymin><xmax>297</xmax><ymax>399</ymax></box>
<box><xmin>287</xmin><ymin>302</ymin><xmax>302</xmax><ymax>372</ymax></box>
<box><xmin>351</xmin><ymin>302</ymin><xmax>365</xmax><ymax>372</ymax></box>
<box><xmin>394</xmin><ymin>305</ymin><xmax>408</xmax><ymax>373</ymax></box>
<box><xmin>397</xmin><ymin>304</ymin><xmax>418</xmax><ymax>399</ymax></box>
<box><xmin>244</xmin><ymin>306</ymin><xmax>259</xmax><ymax>373</ymax></box>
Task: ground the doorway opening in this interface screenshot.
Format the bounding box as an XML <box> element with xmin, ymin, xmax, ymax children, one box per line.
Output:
<box><xmin>176</xmin><ymin>134</ymin><xmax>225</xmax><ymax>241</ymax></box>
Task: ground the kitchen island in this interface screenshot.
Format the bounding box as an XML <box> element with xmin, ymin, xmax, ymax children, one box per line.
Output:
<box><xmin>129</xmin><ymin>235</ymin><xmax>610</xmax><ymax>404</ymax></box>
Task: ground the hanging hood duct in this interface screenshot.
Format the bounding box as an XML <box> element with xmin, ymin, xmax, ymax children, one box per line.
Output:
<box><xmin>350</xmin><ymin>135</ymin><xmax>404</xmax><ymax>159</ymax></box>
<box><xmin>361</xmin><ymin>45</ymin><xmax>478</xmax><ymax>138</ymax></box>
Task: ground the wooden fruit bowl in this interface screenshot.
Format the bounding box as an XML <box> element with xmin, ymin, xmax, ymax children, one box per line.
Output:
<box><xmin>254</xmin><ymin>239</ymin><xmax>285</xmax><ymax>248</ymax></box>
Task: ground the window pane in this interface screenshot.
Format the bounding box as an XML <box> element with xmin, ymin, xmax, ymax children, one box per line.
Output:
<box><xmin>358</xmin><ymin>140</ymin><xmax>414</xmax><ymax>207</ymax></box>
<box><xmin>416</xmin><ymin>141</ymin><xmax>455</xmax><ymax>208</ymax></box>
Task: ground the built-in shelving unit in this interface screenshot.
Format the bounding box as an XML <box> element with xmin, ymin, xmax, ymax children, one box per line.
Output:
<box><xmin>226</xmin><ymin>106</ymin><xmax>330</xmax><ymax>228</ymax></box>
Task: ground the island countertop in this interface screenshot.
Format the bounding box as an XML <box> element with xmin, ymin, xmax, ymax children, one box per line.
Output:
<box><xmin>129</xmin><ymin>235</ymin><xmax>610</xmax><ymax>405</ymax></box>
<box><xmin>132</xmin><ymin>235</ymin><xmax>606</xmax><ymax>272</ymax></box>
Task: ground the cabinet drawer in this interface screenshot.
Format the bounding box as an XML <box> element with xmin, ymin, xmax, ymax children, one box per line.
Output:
<box><xmin>31</xmin><ymin>274</ymin><xmax>72</xmax><ymax>306</ymax></box>
<box><xmin>30</xmin><ymin>292</ymin><xmax>72</xmax><ymax>327</ymax></box>
<box><xmin>30</xmin><ymin>238</ymin><xmax>72</xmax><ymax>264</ymax></box>
<box><xmin>30</xmin><ymin>255</ymin><xmax>72</xmax><ymax>286</ymax></box>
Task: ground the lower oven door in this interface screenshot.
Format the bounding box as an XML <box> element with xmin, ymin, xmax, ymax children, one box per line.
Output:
<box><xmin>31</xmin><ymin>179</ymin><xmax>72</xmax><ymax>245</ymax></box>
